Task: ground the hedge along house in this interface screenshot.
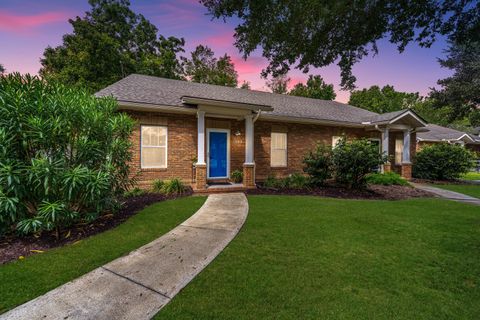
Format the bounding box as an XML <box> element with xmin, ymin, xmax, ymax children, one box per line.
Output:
<box><xmin>96</xmin><ymin>74</ymin><xmax>428</xmax><ymax>191</ymax></box>
<box><xmin>416</xmin><ymin>124</ymin><xmax>480</xmax><ymax>156</ymax></box>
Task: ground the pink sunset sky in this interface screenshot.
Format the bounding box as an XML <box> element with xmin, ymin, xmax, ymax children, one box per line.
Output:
<box><xmin>0</xmin><ymin>0</ymin><xmax>452</xmax><ymax>103</ymax></box>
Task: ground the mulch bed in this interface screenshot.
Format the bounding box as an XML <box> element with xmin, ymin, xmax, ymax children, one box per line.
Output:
<box><xmin>0</xmin><ymin>190</ymin><xmax>192</xmax><ymax>265</ymax></box>
<box><xmin>247</xmin><ymin>184</ymin><xmax>433</xmax><ymax>200</ymax></box>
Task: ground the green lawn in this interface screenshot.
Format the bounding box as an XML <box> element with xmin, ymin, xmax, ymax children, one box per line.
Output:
<box><xmin>156</xmin><ymin>196</ymin><xmax>480</xmax><ymax>320</ymax></box>
<box><xmin>0</xmin><ymin>196</ymin><xmax>206</xmax><ymax>314</ymax></box>
<box><xmin>460</xmin><ymin>172</ymin><xmax>480</xmax><ymax>181</ymax></box>
<box><xmin>434</xmin><ymin>184</ymin><xmax>480</xmax><ymax>199</ymax></box>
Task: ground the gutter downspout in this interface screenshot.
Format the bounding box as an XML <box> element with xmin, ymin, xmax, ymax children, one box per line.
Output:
<box><xmin>253</xmin><ymin>110</ymin><xmax>261</xmax><ymax>123</ymax></box>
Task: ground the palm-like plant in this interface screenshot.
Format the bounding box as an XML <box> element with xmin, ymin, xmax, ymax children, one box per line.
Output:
<box><xmin>0</xmin><ymin>73</ymin><xmax>134</xmax><ymax>236</ymax></box>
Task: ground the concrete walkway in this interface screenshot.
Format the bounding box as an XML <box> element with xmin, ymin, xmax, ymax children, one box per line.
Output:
<box><xmin>411</xmin><ymin>182</ymin><xmax>480</xmax><ymax>206</ymax></box>
<box><xmin>1</xmin><ymin>193</ymin><xmax>248</xmax><ymax>320</ymax></box>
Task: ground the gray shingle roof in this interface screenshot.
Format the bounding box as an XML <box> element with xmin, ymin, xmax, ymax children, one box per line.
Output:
<box><xmin>417</xmin><ymin>124</ymin><xmax>475</xmax><ymax>142</ymax></box>
<box><xmin>96</xmin><ymin>74</ymin><xmax>378</xmax><ymax>124</ymax></box>
<box><xmin>362</xmin><ymin>110</ymin><xmax>409</xmax><ymax>123</ymax></box>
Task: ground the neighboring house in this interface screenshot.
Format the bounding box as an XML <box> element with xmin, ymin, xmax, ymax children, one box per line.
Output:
<box><xmin>417</xmin><ymin>124</ymin><xmax>480</xmax><ymax>155</ymax></box>
<box><xmin>96</xmin><ymin>74</ymin><xmax>427</xmax><ymax>190</ymax></box>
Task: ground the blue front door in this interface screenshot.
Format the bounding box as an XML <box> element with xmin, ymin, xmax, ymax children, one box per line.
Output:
<box><xmin>209</xmin><ymin>131</ymin><xmax>228</xmax><ymax>178</ymax></box>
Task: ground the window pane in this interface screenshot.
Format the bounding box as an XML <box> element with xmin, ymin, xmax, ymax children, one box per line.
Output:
<box><xmin>142</xmin><ymin>126</ymin><xmax>167</xmax><ymax>146</ymax></box>
<box><xmin>395</xmin><ymin>138</ymin><xmax>403</xmax><ymax>164</ymax></box>
<box><xmin>142</xmin><ymin>147</ymin><xmax>166</xmax><ymax>168</ymax></box>
<box><xmin>332</xmin><ymin>136</ymin><xmax>342</xmax><ymax>147</ymax></box>
<box><xmin>272</xmin><ymin>132</ymin><xmax>287</xmax><ymax>149</ymax></box>
<box><xmin>271</xmin><ymin>149</ymin><xmax>287</xmax><ymax>166</ymax></box>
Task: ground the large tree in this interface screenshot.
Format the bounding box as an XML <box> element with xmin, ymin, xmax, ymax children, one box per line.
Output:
<box><xmin>40</xmin><ymin>0</ymin><xmax>185</xmax><ymax>92</ymax></box>
<box><xmin>200</xmin><ymin>0</ymin><xmax>479</xmax><ymax>89</ymax></box>
<box><xmin>183</xmin><ymin>45</ymin><xmax>238</xmax><ymax>87</ymax></box>
<box><xmin>289</xmin><ymin>75</ymin><xmax>336</xmax><ymax>100</ymax></box>
<box><xmin>430</xmin><ymin>38</ymin><xmax>480</xmax><ymax>123</ymax></box>
<box><xmin>349</xmin><ymin>85</ymin><xmax>421</xmax><ymax>114</ymax></box>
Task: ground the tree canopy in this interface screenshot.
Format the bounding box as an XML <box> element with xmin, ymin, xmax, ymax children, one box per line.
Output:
<box><xmin>266</xmin><ymin>74</ymin><xmax>290</xmax><ymax>94</ymax></box>
<box><xmin>40</xmin><ymin>0</ymin><xmax>185</xmax><ymax>92</ymax></box>
<box><xmin>430</xmin><ymin>37</ymin><xmax>480</xmax><ymax>123</ymax></box>
<box><xmin>289</xmin><ymin>75</ymin><xmax>336</xmax><ymax>100</ymax></box>
<box><xmin>348</xmin><ymin>85</ymin><xmax>421</xmax><ymax>114</ymax></box>
<box><xmin>200</xmin><ymin>0</ymin><xmax>480</xmax><ymax>90</ymax></box>
<box><xmin>183</xmin><ymin>45</ymin><xmax>238</xmax><ymax>87</ymax></box>
<box><xmin>0</xmin><ymin>64</ymin><xmax>5</xmax><ymax>75</ymax></box>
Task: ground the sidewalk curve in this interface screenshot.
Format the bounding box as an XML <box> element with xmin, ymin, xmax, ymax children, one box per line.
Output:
<box><xmin>1</xmin><ymin>193</ymin><xmax>248</xmax><ymax>320</ymax></box>
<box><xmin>411</xmin><ymin>183</ymin><xmax>480</xmax><ymax>206</ymax></box>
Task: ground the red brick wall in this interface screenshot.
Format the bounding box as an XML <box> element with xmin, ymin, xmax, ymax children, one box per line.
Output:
<box><xmin>125</xmin><ymin>111</ymin><xmax>421</xmax><ymax>187</ymax></box>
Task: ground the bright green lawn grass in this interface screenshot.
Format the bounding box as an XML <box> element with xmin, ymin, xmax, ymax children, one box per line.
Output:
<box><xmin>434</xmin><ymin>184</ymin><xmax>480</xmax><ymax>199</ymax></box>
<box><xmin>0</xmin><ymin>196</ymin><xmax>206</xmax><ymax>314</ymax></box>
<box><xmin>156</xmin><ymin>196</ymin><xmax>480</xmax><ymax>320</ymax></box>
<box><xmin>460</xmin><ymin>172</ymin><xmax>480</xmax><ymax>181</ymax></box>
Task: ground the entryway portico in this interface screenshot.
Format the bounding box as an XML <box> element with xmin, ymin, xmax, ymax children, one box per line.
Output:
<box><xmin>184</xmin><ymin>96</ymin><xmax>273</xmax><ymax>190</ymax></box>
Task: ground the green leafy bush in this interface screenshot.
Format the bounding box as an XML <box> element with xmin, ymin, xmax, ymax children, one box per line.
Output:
<box><xmin>366</xmin><ymin>172</ymin><xmax>409</xmax><ymax>186</ymax></box>
<box><xmin>0</xmin><ymin>74</ymin><xmax>134</xmax><ymax>236</ymax></box>
<box><xmin>332</xmin><ymin>138</ymin><xmax>387</xmax><ymax>189</ymax></box>
<box><xmin>231</xmin><ymin>170</ymin><xmax>243</xmax><ymax>183</ymax></box>
<box><xmin>303</xmin><ymin>143</ymin><xmax>332</xmax><ymax>186</ymax></box>
<box><xmin>413</xmin><ymin>143</ymin><xmax>475</xmax><ymax>180</ymax></box>
<box><xmin>161</xmin><ymin>178</ymin><xmax>186</xmax><ymax>195</ymax></box>
<box><xmin>263</xmin><ymin>173</ymin><xmax>309</xmax><ymax>189</ymax></box>
<box><xmin>152</xmin><ymin>179</ymin><xmax>165</xmax><ymax>192</ymax></box>
<box><xmin>124</xmin><ymin>187</ymin><xmax>146</xmax><ymax>198</ymax></box>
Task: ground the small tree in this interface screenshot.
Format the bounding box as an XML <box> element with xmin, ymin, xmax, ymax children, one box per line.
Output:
<box><xmin>332</xmin><ymin>138</ymin><xmax>387</xmax><ymax>189</ymax></box>
<box><xmin>413</xmin><ymin>143</ymin><xmax>475</xmax><ymax>180</ymax></box>
<box><xmin>303</xmin><ymin>143</ymin><xmax>333</xmax><ymax>186</ymax></box>
<box><xmin>0</xmin><ymin>74</ymin><xmax>134</xmax><ymax>236</ymax></box>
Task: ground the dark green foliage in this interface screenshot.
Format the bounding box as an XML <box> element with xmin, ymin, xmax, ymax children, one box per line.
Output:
<box><xmin>40</xmin><ymin>0</ymin><xmax>185</xmax><ymax>92</ymax></box>
<box><xmin>349</xmin><ymin>85</ymin><xmax>422</xmax><ymax>113</ymax></box>
<box><xmin>332</xmin><ymin>138</ymin><xmax>387</xmax><ymax>189</ymax></box>
<box><xmin>413</xmin><ymin>143</ymin><xmax>475</xmax><ymax>180</ymax></box>
<box><xmin>366</xmin><ymin>172</ymin><xmax>409</xmax><ymax>186</ymax></box>
<box><xmin>152</xmin><ymin>179</ymin><xmax>165</xmax><ymax>193</ymax></box>
<box><xmin>289</xmin><ymin>75</ymin><xmax>336</xmax><ymax>100</ymax></box>
<box><xmin>0</xmin><ymin>74</ymin><xmax>134</xmax><ymax>236</ymax></box>
<box><xmin>469</xmin><ymin>110</ymin><xmax>480</xmax><ymax>127</ymax></box>
<box><xmin>183</xmin><ymin>45</ymin><xmax>238</xmax><ymax>87</ymax></box>
<box><xmin>302</xmin><ymin>143</ymin><xmax>332</xmax><ymax>186</ymax></box>
<box><xmin>430</xmin><ymin>39</ymin><xmax>480</xmax><ymax>123</ymax></box>
<box><xmin>161</xmin><ymin>178</ymin><xmax>186</xmax><ymax>195</ymax></box>
<box><xmin>231</xmin><ymin>170</ymin><xmax>243</xmax><ymax>183</ymax></box>
<box><xmin>200</xmin><ymin>0</ymin><xmax>478</xmax><ymax>89</ymax></box>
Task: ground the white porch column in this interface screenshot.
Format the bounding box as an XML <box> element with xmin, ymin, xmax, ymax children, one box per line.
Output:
<box><xmin>381</xmin><ymin>128</ymin><xmax>390</xmax><ymax>173</ymax></box>
<box><xmin>196</xmin><ymin>110</ymin><xmax>206</xmax><ymax>165</ymax></box>
<box><xmin>244</xmin><ymin>114</ymin><xmax>254</xmax><ymax>164</ymax></box>
<box><xmin>402</xmin><ymin>129</ymin><xmax>411</xmax><ymax>164</ymax></box>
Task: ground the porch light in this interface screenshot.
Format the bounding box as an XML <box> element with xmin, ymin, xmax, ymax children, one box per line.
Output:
<box><xmin>234</xmin><ymin>129</ymin><xmax>241</xmax><ymax>136</ymax></box>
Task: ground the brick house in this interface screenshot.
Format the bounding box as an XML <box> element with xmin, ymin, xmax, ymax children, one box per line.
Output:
<box><xmin>417</xmin><ymin>124</ymin><xmax>480</xmax><ymax>156</ymax></box>
<box><xmin>97</xmin><ymin>74</ymin><xmax>428</xmax><ymax>191</ymax></box>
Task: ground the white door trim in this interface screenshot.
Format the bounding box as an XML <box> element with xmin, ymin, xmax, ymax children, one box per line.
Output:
<box><xmin>206</xmin><ymin>128</ymin><xmax>230</xmax><ymax>179</ymax></box>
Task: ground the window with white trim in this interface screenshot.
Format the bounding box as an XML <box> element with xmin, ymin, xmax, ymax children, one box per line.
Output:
<box><xmin>141</xmin><ymin>126</ymin><xmax>167</xmax><ymax>168</ymax></box>
<box><xmin>395</xmin><ymin>138</ymin><xmax>403</xmax><ymax>164</ymax></box>
<box><xmin>332</xmin><ymin>136</ymin><xmax>342</xmax><ymax>148</ymax></box>
<box><xmin>271</xmin><ymin>132</ymin><xmax>287</xmax><ymax>167</ymax></box>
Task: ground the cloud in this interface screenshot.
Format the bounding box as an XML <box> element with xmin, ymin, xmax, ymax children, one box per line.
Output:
<box><xmin>0</xmin><ymin>10</ymin><xmax>70</xmax><ymax>33</ymax></box>
<box><xmin>231</xmin><ymin>55</ymin><xmax>266</xmax><ymax>75</ymax></box>
<box><xmin>204</xmin><ymin>31</ymin><xmax>235</xmax><ymax>48</ymax></box>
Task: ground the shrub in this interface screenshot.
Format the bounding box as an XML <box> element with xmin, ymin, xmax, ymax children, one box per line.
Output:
<box><xmin>161</xmin><ymin>178</ymin><xmax>186</xmax><ymax>195</ymax></box>
<box><xmin>366</xmin><ymin>172</ymin><xmax>409</xmax><ymax>186</ymax></box>
<box><xmin>124</xmin><ymin>187</ymin><xmax>146</xmax><ymax>198</ymax></box>
<box><xmin>413</xmin><ymin>143</ymin><xmax>475</xmax><ymax>180</ymax></box>
<box><xmin>332</xmin><ymin>138</ymin><xmax>387</xmax><ymax>189</ymax></box>
<box><xmin>303</xmin><ymin>143</ymin><xmax>332</xmax><ymax>186</ymax></box>
<box><xmin>152</xmin><ymin>179</ymin><xmax>165</xmax><ymax>192</ymax></box>
<box><xmin>0</xmin><ymin>74</ymin><xmax>134</xmax><ymax>236</ymax></box>
<box><xmin>263</xmin><ymin>174</ymin><xmax>281</xmax><ymax>189</ymax></box>
<box><xmin>231</xmin><ymin>170</ymin><xmax>243</xmax><ymax>183</ymax></box>
<box><xmin>285</xmin><ymin>173</ymin><xmax>309</xmax><ymax>189</ymax></box>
